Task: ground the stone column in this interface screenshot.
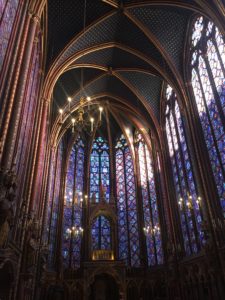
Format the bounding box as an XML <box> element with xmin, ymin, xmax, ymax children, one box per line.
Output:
<box><xmin>0</xmin><ymin>9</ymin><xmax>40</xmax><ymax>170</ymax></box>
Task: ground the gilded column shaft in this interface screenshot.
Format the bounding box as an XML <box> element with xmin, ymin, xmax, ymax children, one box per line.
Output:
<box><xmin>0</xmin><ymin>0</ymin><xmax>28</xmax><ymax>128</ymax></box>
<box><xmin>1</xmin><ymin>11</ymin><xmax>40</xmax><ymax>170</ymax></box>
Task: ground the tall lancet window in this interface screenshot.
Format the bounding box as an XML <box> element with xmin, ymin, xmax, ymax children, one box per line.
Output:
<box><xmin>0</xmin><ymin>0</ymin><xmax>19</xmax><ymax>70</ymax></box>
<box><xmin>165</xmin><ymin>85</ymin><xmax>204</xmax><ymax>255</ymax></box>
<box><xmin>62</xmin><ymin>138</ymin><xmax>84</xmax><ymax>269</ymax></box>
<box><xmin>90</xmin><ymin>137</ymin><xmax>110</xmax><ymax>202</ymax></box>
<box><xmin>47</xmin><ymin>142</ymin><xmax>63</xmax><ymax>267</ymax></box>
<box><xmin>135</xmin><ymin>132</ymin><xmax>163</xmax><ymax>266</ymax></box>
<box><xmin>91</xmin><ymin>215</ymin><xmax>111</xmax><ymax>251</ymax></box>
<box><xmin>115</xmin><ymin>135</ymin><xmax>140</xmax><ymax>267</ymax></box>
<box><xmin>191</xmin><ymin>16</ymin><xmax>225</xmax><ymax>215</ymax></box>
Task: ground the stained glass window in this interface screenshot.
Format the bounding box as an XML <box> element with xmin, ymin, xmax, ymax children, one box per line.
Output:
<box><xmin>165</xmin><ymin>85</ymin><xmax>204</xmax><ymax>255</ymax></box>
<box><xmin>91</xmin><ymin>215</ymin><xmax>111</xmax><ymax>250</ymax></box>
<box><xmin>62</xmin><ymin>138</ymin><xmax>84</xmax><ymax>269</ymax></box>
<box><xmin>48</xmin><ymin>142</ymin><xmax>63</xmax><ymax>267</ymax></box>
<box><xmin>90</xmin><ymin>137</ymin><xmax>110</xmax><ymax>202</ymax></box>
<box><xmin>0</xmin><ymin>0</ymin><xmax>19</xmax><ymax>71</ymax></box>
<box><xmin>135</xmin><ymin>132</ymin><xmax>163</xmax><ymax>265</ymax></box>
<box><xmin>191</xmin><ymin>16</ymin><xmax>225</xmax><ymax>215</ymax></box>
<box><xmin>115</xmin><ymin>135</ymin><xmax>140</xmax><ymax>267</ymax></box>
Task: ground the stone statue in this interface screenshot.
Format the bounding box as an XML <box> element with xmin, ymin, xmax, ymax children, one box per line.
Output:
<box><xmin>0</xmin><ymin>169</ymin><xmax>17</xmax><ymax>247</ymax></box>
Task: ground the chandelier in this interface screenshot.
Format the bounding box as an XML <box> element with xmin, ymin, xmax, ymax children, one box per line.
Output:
<box><xmin>143</xmin><ymin>224</ymin><xmax>160</xmax><ymax>236</ymax></box>
<box><xmin>66</xmin><ymin>226</ymin><xmax>84</xmax><ymax>239</ymax></box>
<box><xmin>58</xmin><ymin>0</ymin><xmax>103</xmax><ymax>135</ymax></box>
<box><xmin>58</xmin><ymin>90</ymin><xmax>104</xmax><ymax>135</ymax></box>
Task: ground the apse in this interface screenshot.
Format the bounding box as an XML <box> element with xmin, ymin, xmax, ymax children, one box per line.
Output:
<box><xmin>1</xmin><ymin>1</ymin><xmax>225</xmax><ymax>300</ymax></box>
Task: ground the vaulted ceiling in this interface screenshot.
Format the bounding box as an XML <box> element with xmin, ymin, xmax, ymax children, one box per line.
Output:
<box><xmin>46</xmin><ymin>0</ymin><xmax>208</xmax><ymax>139</ymax></box>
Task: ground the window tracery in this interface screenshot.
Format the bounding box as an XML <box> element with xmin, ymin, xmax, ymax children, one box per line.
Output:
<box><xmin>90</xmin><ymin>137</ymin><xmax>110</xmax><ymax>202</ymax></box>
<box><xmin>135</xmin><ymin>132</ymin><xmax>163</xmax><ymax>265</ymax></box>
<box><xmin>115</xmin><ymin>135</ymin><xmax>140</xmax><ymax>267</ymax></box>
<box><xmin>165</xmin><ymin>85</ymin><xmax>204</xmax><ymax>255</ymax></box>
<box><xmin>191</xmin><ymin>16</ymin><xmax>225</xmax><ymax>215</ymax></box>
<box><xmin>91</xmin><ymin>215</ymin><xmax>111</xmax><ymax>251</ymax></box>
<box><xmin>62</xmin><ymin>138</ymin><xmax>84</xmax><ymax>268</ymax></box>
<box><xmin>47</xmin><ymin>143</ymin><xmax>63</xmax><ymax>267</ymax></box>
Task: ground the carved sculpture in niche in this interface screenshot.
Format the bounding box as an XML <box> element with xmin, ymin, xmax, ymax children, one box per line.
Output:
<box><xmin>0</xmin><ymin>169</ymin><xmax>17</xmax><ymax>247</ymax></box>
<box><xmin>25</xmin><ymin>212</ymin><xmax>40</xmax><ymax>272</ymax></box>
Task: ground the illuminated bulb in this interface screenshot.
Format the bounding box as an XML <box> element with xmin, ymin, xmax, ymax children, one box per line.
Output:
<box><xmin>67</xmin><ymin>97</ymin><xmax>72</xmax><ymax>102</ymax></box>
<box><xmin>59</xmin><ymin>108</ymin><xmax>63</xmax><ymax>122</ymax></box>
<box><xmin>99</xmin><ymin>106</ymin><xmax>103</xmax><ymax>121</ymax></box>
<box><xmin>79</xmin><ymin>191</ymin><xmax>83</xmax><ymax>196</ymax></box>
<box><xmin>125</xmin><ymin>128</ymin><xmax>130</xmax><ymax>135</ymax></box>
<box><xmin>90</xmin><ymin>117</ymin><xmax>94</xmax><ymax>131</ymax></box>
<box><xmin>71</xmin><ymin>118</ymin><xmax>75</xmax><ymax>133</ymax></box>
<box><xmin>87</xmin><ymin>96</ymin><xmax>91</xmax><ymax>101</ymax></box>
<box><xmin>187</xmin><ymin>201</ymin><xmax>191</xmax><ymax>208</ymax></box>
<box><xmin>85</xmin><ymin>195</ymin><xmax>88</xmax><ymax>199</ymax></box>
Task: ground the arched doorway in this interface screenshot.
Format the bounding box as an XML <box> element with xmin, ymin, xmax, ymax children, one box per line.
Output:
<box><xmin>89</xmin><ymin>273</ymin><xmax>119</xmax><ymax>300</ymax></box>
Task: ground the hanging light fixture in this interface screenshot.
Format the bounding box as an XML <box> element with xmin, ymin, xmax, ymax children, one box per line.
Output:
<box><xmin>143</xmin><ymin>224</ymin><xmax>160</xmax><ymax>236</ymax></box>
<box><xmin>58</xmin><ymin>0</ymin><xmax>104</xmax><ymax>135</ymax></box>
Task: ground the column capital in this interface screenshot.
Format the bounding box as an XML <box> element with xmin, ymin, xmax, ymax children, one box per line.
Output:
<box><xmin>28</xmin><ymin>9</ymin><xmax>41</xmax><ymax>24</ymax></box>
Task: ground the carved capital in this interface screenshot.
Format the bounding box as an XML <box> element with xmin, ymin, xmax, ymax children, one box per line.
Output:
<box><xmin>28</xmin><ymin>9</ymin><xmax>41</xmax><ymax>24</ymax></box>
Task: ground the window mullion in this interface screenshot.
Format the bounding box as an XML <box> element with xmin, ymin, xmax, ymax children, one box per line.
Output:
<box><xmin>213</xmin><ymin>39</ymin><xmax>225</xmax><ymax>77</ymax></box>
<box><xmin>143</xmin><ymin>143</ymin><xmax>158</xmax><ymax>264</ymax></box>
<box><xmin>203</xmin><ymin>55</ymin><xmax>225</xmax><ymax>129</ymax></box>
<box><xmin>123</xmin><ymin>148</ymin><xmax>132</xmax><ymax>266</ymax></box>
<box><xmin>172</xmin><ymin>108</ymin><xmax>200</xmax><ymax>250</ymax></box>
<box><xmin>99</xmin><ymin>151</ymin><xmax>101</xmax><ymax>201</ymax></box>
<box><xmin>196</xmin><ymin>68</ymin><xmax>225</xmax><ymax>179</ymax></box>
<box><xmin>167</xmin><ymin>117</ymin><xmax>193</xmax><ymax>254</ymax></box>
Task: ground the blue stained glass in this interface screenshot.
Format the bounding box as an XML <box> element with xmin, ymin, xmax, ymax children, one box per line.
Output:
<box><xmin>115</xmin><ymin>135</ymin><xmax>140</xmax><ymax>267</ymax></box>
<box><xmin>90</xmin><ymin>137</ymin><xmax>110</xmax><ymax>202</ymax></box>
<box><xmin>62</xmin><ymin>138</ymin><xmax>84</xmax><ymax>269</ymax></box>
<box><xmin>48</xmin><ymin>143</ymin><xmax>63</xmax><ymax>267</ymax></box>
<box><xmin>90</xmin><ymin>150</ymin><xmax>100</xmax><ymax>200</ymax></box>
<box><xmin>92</xmin><ymin>216</ymin><xmax>111</xmax><ymax>250</ymax></box>
<box><xmin>135</xmin><ymin>133</ymin><xmax>163</xmax><ymax>266</ymax></box>
<box><xmin>191</xmin><ymin>16</ymin><xmax>225</xmax><ymax>215</ymax></box>
<box><xmin>165</xmin><ymin>84</ymin><xmax>204</xmax><ymax>255</ymax></box>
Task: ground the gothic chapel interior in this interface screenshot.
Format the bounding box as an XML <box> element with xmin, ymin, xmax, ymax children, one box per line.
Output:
<box><xmin>1</xmin><ymin>0</ymin><xmax>225</xmax><ymax>299</ymax></box>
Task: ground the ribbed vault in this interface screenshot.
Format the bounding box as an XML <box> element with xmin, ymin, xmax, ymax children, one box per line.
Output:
<box><xmin>45</xmin><ymin>0</ymin><xmax>214</xmax><ymax>144</ymax></box>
